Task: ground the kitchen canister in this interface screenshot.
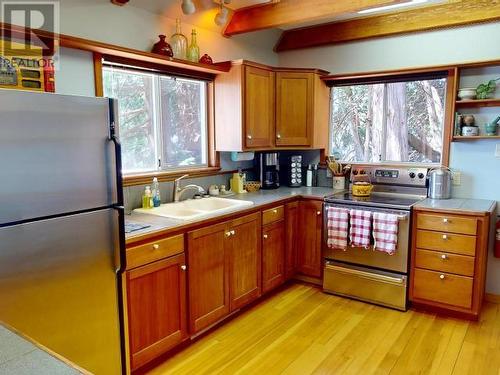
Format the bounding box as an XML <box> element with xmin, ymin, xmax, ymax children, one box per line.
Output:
<box><xmin>332</xmin><ymin>176</ymin><xmax>346</xmax><ymax>190</ymax></box>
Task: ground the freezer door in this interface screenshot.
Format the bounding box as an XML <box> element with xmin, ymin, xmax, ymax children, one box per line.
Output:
<box><xmin>0</xmin><ymin>209</ymin><xmax>122</xmax><ymax>375</ymax></box>
<box><xmin>0</xmin><ymin>90</ymin><xmax>117</xmax><ymax>224</ymax></box>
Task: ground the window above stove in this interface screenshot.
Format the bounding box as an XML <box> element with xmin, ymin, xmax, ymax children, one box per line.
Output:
<box><xmin>328</xmin><ymin>71</ymin><xmax>449</xmax><ymax>165</ymax></box>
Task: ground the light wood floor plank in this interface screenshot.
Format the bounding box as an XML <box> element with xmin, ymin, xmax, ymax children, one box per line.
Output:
<box><xmin>147</xmin><ymin>284</ymin><xmax>499</xmax><ymax>375</ymax></box>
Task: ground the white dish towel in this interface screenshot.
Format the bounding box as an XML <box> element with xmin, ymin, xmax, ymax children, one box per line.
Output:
<box><xmin>373</xmin><ymin>212</ymin><xmax>399</xmax><ymax>255</ymax></box>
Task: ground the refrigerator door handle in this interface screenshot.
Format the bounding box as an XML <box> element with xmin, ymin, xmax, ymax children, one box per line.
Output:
<box><xmin>108</xmin><ymin>98</ymin><xmax>124</xmax><ymax>208</ymax></box>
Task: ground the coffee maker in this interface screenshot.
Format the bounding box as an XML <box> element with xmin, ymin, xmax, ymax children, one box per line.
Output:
<box><xmin>258</xmin><ymin>152</ymin><xmax>280</xmax><ymax>189</ymax></box>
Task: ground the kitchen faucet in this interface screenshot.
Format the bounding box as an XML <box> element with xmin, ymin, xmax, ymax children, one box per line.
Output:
<box><xmin>173</xmin><ymin>174</ymin><xmax>205</xmax><ymax>202</ymax></box>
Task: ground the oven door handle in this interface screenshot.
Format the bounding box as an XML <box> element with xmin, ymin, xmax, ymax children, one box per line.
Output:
<box><xmin>325</xmin><ymin>263</ymin><xmax>405</xmax><ymax>285</ymax></box>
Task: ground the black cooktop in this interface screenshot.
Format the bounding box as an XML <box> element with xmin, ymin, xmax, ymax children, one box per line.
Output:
<box><xmin>325</xmin><ymin>192</ymin><xmax>425</xmax><ymax>210</ymax></box>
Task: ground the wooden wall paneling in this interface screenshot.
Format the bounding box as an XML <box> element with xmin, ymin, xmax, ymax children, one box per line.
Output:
<box><xmin>274</xmin><ymin>0</ymin><xmax>500</xmax><ymax>51</ymax></box>
<box><xmin>442</xmin><ymin>68</ymin><xmax>457</xmax><ymax>166</ymax></box>
<box><xmin>93</xmin><ymin>52</ymin><xmax>104</xmax><ymax>97</ymax></box>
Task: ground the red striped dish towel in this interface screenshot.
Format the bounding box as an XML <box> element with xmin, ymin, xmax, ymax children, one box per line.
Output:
<box><xmin>373</xmin><ymin>212</ymin><xmax>399</xmax><ymax>255</ymax></box>
<box><xmin>349</xmin><ymin>209</ymin><xmax>372</xmax><ymax>248</ymax></box>
<box><xmin>327</xmin><ymin>207</ymin><xmax>349</xmax><ymax>250</ymax></box>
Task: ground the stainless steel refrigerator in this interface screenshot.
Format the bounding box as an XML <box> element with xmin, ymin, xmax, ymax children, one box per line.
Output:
<box><xmin>0</xmin><ymin>89</ymin><xmax>125</xmax><ymax>374</ymax></box>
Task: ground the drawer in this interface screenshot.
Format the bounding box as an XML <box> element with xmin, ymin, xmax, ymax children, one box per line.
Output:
<box><xmin>262</xmin><ymin>205</ymin><xmax>284</xmax><ymax>225</ymax></box>
<box><xmin>415</xmin><ymin>249</ymin><xmax>475</xmax><ymax>277</ymax></box>
<box><xmin>412</xmin><ymin>268</ymin><xmax>473</xmax><ymax>309</ymax></box>
<box><xmin>126</xmin><ymin>234</ymin><xmax>184</xmax><ymax>269</ymax></box>
<box><xmin>416</xmin><ymin>229</ymin><xmax>476</xmax><ymax>256</ymax></box>
<box><xmin>417</xmin><ymin>213</ymin><xmax>477</xmax><ymax>235</ymax></box>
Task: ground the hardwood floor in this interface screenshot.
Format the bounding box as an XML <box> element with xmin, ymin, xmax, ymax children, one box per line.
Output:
<box><xmin>147</xmin><ymin>283</ymin><xmax>500</xmax><ymax>375</ymax></box>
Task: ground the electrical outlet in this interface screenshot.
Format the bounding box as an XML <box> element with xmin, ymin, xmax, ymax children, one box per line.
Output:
<box><xmin>452</xmin><ymin>170</ymin><xmax>461</xmax><ymax>186</ymax></box>
<box><xmin>496</xmin><ymin>144</ymin><xmax>500</xmax><ymax>158</ymax></box>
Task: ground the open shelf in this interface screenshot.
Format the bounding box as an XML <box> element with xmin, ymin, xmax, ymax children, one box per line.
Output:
<box><xmin>455</xmin><ymin>98</ymin><xmax>500</xmax><ymax>108</ymax></box>
<box><xmin>452</xmin><ymin>135</ymin><xmax>500</xmax><ymax>141</ymax></box>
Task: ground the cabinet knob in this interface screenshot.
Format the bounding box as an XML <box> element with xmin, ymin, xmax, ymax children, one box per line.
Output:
<box><xmin>441</xmin><ymin>254</ymin><xmax>447</xmax><ymax>260</ymax></box>
<box><xmin>273</xmin><ymin>209</ymin><xmax>278</xmax><ymax>214</ymax></box>
<box><xmin>439</xmin><ymin>274</ymin><xmax>445</xmax><ymax>280</ymax></box>
<box><xmin>263</xmin><ymin>234</ymin><xmax>268</xmax><ymax>239</ymax></box>
<box><xmin>443</xmin><ymin>218</ymin><xmax>449</xmax><ymax>223</ymax></box>
<box><xmin>152</xmin><ymin>244</ymin><xmax>160</xmax><ymax>250</ymax></box>
<box><xmin>181</xmin><ymin>265</ymin><xmax>187</xmax><ymax>271</ymax></box>
<box><xmin>317</xmin><ymin>211</ymin><xmax>321</xmax><ymax>216</ymax></box>
<box><xmin>442</xmin><ymin>234</ymin><xmax>448</xmax><ymax>240</ymax></box>
<box><xmin>225</xmin><ymin>231</ymin><xmax>231</xmax><ymax>238</ymax></box>
<box><xmin>230</xmin><ymin>230</ymin><xmax>235</xmax><ymax>236</ymax></box>
<box><xmin>276</xmin><ymin>133</ymin><xmax>281</xmax><ymax>139</ymax></box>
<box><xmin>247</xmin><ymin>134</ymin><xmax>252</xmax><ymax>140</ymax></box>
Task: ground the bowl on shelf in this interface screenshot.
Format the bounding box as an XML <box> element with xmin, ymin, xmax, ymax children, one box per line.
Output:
<box><xmin>457</xmin><ymin>88</ymin><xmax>477</xmax><ymax>101</ymax></box>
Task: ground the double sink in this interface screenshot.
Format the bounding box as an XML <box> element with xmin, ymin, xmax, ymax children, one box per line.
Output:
<box><xmin>134</xmin><ymin>197</ymin><xmax>254</xmax><ymax>221</ymax></box>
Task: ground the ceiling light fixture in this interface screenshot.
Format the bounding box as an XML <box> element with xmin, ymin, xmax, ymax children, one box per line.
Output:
<box><xmin>357</xmin><ymin>0</ymin><xmax>428</xmax><ymax>14</ymax></box>
<box><xmin>181</xmin><ymin>0</ymin><xmax>196</xmax><ymax>15</ymax></box>
<box><xmin>214</xmin><ymin>0</ymin><xmax>230</xmax><ymax>26</ymax></box>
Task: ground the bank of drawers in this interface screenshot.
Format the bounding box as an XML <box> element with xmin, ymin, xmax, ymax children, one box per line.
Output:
<box><xmin>412</xmin><ymin>212</ymin><xmax>478</xmax><ymax>309</ymax></box>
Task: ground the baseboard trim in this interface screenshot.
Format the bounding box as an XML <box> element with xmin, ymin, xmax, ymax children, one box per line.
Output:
<box><xmin>485</xmin><ymin>293</ymin><xmax>500</xmax><ymax>303</ymax></box>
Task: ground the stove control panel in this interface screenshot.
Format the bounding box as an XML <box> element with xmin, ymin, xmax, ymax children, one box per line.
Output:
<box><xmin>351</xmin><ymin>166</ymin><xmax>428</xmax><ymax>187</ymax></box>
<box><xmin>375</xmin><ymin>169</ymin><xmax>399</xmax><ymax>178</ymax></box>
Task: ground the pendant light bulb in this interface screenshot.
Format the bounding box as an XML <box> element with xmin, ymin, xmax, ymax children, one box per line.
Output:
<box><xmin>181</xmin><ymin>0</ymin><xmax>196</xmax><ymax>15</ymax></box>
<box><xmin>214</xmin><ymin>4</ymin><xmax>229</xmax><ymax>26</ymax></box>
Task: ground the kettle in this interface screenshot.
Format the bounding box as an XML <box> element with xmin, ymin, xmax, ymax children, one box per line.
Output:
<box><xmin>427</xmin><ymin>167</ymin><xmax>452</xmax><ymax>199</ymax></box>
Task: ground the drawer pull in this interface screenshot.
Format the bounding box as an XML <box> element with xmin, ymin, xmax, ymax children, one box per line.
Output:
<box><xmin>247</xmin><ymin>134</ymin><xmax>252</xmax><ymax>140</ymax></box>
<box><xmin>230</xmin><ymin>230</ymin><xmax>235</xmax><ymax>235</ymax></box>
<box><xmin>443</xmin><ymin>218</ymin><xmax>449</xmax><ymax>223</ymax></box>
<box><xmin>439</xmin><ymin>274</ymin><xmax>445</xmax><ymax>280</ymax></box>
<box><xmin>273</xmin><ymin>209</ymin><xmax>278</xmax><ymax>214</ymax></box>
<box><xmin>225</xmin><ymin>231</ymin><xmax>231</xmax><ymax>238</ymax></box>
<box><xmin>317</xmin><ymin>211</ymin><xmax>321</xmax><ymax>216</ymax></box>
<box><xmin>152</xmin><ymin>244</ymin><xmax>160</xmax><ymax>250</ymax></box>
<box><xmin>276</xmin><ymin>133</ymin><xmax>281</xmax><ymax>139</ymax></box>
<box><xmin>441</xmin><ymin>254</ymin><xmax>448</xmax><ymax>260</ymax></box>
<box><xmin>181</xmin><ymin>265</ymin><xmax>187</xmax><ymax>271</ymax></box>
<box><xmin>263</xmin><ymin>234</ymin><xmax>268</xmax><ymax>239</ymax></box>
<box><xmin>442</xmin><ymin>234</ymin><xmax>448</xmax><ymax>240</ymax></box>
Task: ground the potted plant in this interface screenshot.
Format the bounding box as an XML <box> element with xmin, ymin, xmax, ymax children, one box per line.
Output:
<box><xmin>476</xmin><ymin>78</ymin><xmax>500</xmax><ymax>99</ymax></box>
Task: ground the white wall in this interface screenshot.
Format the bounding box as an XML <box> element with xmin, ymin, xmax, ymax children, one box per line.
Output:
<box><xmin>279</xmin><ymin>22</ymin><xmax>500</xmax><ymax>294</ymax></box>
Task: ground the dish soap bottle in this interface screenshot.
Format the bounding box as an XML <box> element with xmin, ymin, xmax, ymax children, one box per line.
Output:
<box><xmin>152</xmin><ymin>177</ymin><xmax>161</xmax><ymax>207</ymax></box>
<box><xmin>142</xmin><ymin>186</ymin><xmax>153</xmax><ymax>209</ymax></box>
<box><xmin>230</xmin><ymin>172</ymin><xmax>245</xmax><ymax>194</ymax></box>
<box><xmin>187</xmin><ymin>29</ymin><xmax>200</xmax><ymax>62</ymax></box>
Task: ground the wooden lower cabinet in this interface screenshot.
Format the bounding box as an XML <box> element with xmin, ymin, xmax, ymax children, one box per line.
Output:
<box><xmin>228</xmin><ymin>213</ymin><xmax>262</xmax><ymax>310</ymax></box>
<box><xmin>297</xmin><ymin>200</ymin><xmax>323</xmax><ymax>278</ymax></box>
<box><xmin>126</xmin><ymin>254</ymin><xmax>188</xmax><ymax>371</ymax></box>
<box><xmin>262</xmin><ymin>220</ymin><xmax>286</xmax><ymax>293</ymax></box>
<box><xmin>187</xmin><ymin>212</ymin><xmax>261</xmax><ymax>334</ymax></box>
<box><xmin>285</xmin><ymin>201</ymin><xmax>298</xmax><ymax>279</ymax></box>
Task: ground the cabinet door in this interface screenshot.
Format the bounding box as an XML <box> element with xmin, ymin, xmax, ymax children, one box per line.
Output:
<box><xmin>126</xmin><ymin>254</ymin><xmax>187</xmax><ymax>371</ymax></box>
<box><xmin>297</xmin><ymin>200</ymin><xmax>323</xmax><ymax>278</ymax></box>
<box><xmin>244</xmin><ymin>66</ymin><xmax>275</xmax><ymax>149</ymax></box>
<box><xmin>262</xmin><ymin>220</ymin><xmax>286</xmax><ymax>293</ymax></box>
<box><xmin>276</xmin><ymin>72</ymin><xmax>313</xmax><ymax>147</ymax></box>
<box><xmin>187</xmin><ymin>222</ymin><xmax>230</xmax><ymax>334</ymax></box>
<box><xmin>285</xmin><ymin>201</ymin><xmax>299</xmax><ymax>279</ymax></box>
<box><xmin>228</xmin><ymin>213</ymin><xmax>262</xmax><ymax>310</ymax></box>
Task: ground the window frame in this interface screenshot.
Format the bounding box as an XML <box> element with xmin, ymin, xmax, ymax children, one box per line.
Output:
<box><xmin>324</xmin><ymin>67</ymin><xmax>456</xmax><ymax>167</ymax></box>
<box><xmin>94</xmin><ymin>54</ymin><xmax>220</xmax><ymax>186</ymax></box>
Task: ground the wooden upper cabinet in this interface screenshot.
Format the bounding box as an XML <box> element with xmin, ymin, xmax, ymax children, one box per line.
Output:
<box><xmin>275</xmin><ymin>72</ymin><xmax>313</xmax><ymax>146</ymax></box>
<box><xmin>244</xmin><ymin>66</ymin><xmax>275</xmax><ymax>149</ymax></box>
<box><xmin>228</xmin><ymin>213</ymin><xmax>262</xmax><ymax>310</ymax></box>
<box><xmin>214</xmin><ymin>60</ymin><xmax>329</xmax><ymax>152</ymax></box>
<box><xmin>297</xmin><ymin>200</ymin><xmax>323</xmax><ymax>278</ymax></box>
<box><xmin>187</xmin><ymin>222</ymin><xmax>230</xmax><ymax>334</ymax></box>
<box><xmin>126</xmin><ymin>253</ymin><xmax>188</xmax><ymax>371</ymax></box>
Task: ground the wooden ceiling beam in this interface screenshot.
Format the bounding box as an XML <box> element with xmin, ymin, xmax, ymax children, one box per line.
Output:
<box><xmin>275</xmin><ymin>0</ymin><xmax>500</xmax><ymax>52</ymax></box>
<box><xmin>223</xmin><ymin>0</ymin><xmax>403</xmax><ymax>36</ymax></box>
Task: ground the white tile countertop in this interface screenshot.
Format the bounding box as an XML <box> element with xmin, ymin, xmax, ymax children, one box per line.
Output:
<box><xmin>414</xmin><ymin>198</ymin><xmax>497</xmax><ymax>214</ymax></box>
<box><xmin>0</xmin><ymin>324</ymin><xmax>83</xmax><ymax>375</ymax></box>
<box><xmin>125</xmin><ymin>186</ymin><xmax>334</xmax><ymax>241</ymax></box>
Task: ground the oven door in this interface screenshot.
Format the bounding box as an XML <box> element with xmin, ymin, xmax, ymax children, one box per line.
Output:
<box><xmin>323</xmin><ymin>203</ymin><xmax>410</xmax><ymax>273</ymax></box>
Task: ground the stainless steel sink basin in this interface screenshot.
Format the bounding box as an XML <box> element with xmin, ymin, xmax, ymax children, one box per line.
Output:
<box><xmin>133</xmin><ymin>197</ymin><xmax>253</xmax><ymax>221</ymax></box>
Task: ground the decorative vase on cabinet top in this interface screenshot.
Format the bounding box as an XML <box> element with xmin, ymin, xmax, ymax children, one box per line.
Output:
<box><xmin>170</xmin><ymin>18</ymin><xmax>188</xmax><ymax>59</ymax></box>
<box><xmin>187</xmin><ymin>29</ymin><xmax>200</xmax><ymax>63</ymax></box>
<box><xmin>152</xmin><ymin>35</ymin><xmax>173</xmax><ymax>57</ymax></box>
